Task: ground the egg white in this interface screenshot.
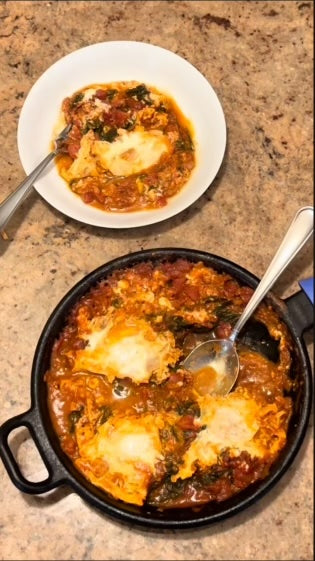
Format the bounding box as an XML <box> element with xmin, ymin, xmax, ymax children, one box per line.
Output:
<box><xmin>62</xmin><ymin>128</ymin><xmax>170</xmax><ymax>183</ymax></box>
<box><xmin>75</xmin><ymin>414</ymin><xmax>164</xmax><ymax>505</ymax></box>
<box><xmin>73</xmin><ymin>313</ymin><xmax>180</xmax><ymax>384</ymax></box>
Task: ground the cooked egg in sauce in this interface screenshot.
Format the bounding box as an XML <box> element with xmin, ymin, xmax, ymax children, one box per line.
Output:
<box><xmin>75</xmin><ymin>414</ymin><xmax>165</xmax><ymax>505</ymax></box>
<box><xmin>72</xmin><ymin>312</ymin><xmax>180</xmax><ymax>384</ymax></box>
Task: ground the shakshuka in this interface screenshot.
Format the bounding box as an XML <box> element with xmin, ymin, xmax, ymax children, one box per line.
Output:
<box><xmin>55</xmin><ymin>82</ymin><xmax>196</xmax><ymax>212</ymax></box>
<box><xmin>45</xmin><ymin>259</ymin><xmax>294</xmax><ymax>508</ymax></box>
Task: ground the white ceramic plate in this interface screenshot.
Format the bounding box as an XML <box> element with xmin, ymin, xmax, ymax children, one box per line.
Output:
<box><xmin>17</xmin><ymin>41</ymin><xmax>226</xmax><ymax>228</ymax></box>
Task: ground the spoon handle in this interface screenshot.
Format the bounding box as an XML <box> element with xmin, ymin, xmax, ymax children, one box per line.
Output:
<box><xmin>230</xmin><ymin>206</ymin><xmax>314</xmax><ymax>342</ymax></box>
<box><xmin>0</xmin><ymin>151</ymin><xmax>57</xmax><ymax>231</ymax></box>
<box><xmin>0</xmin><ymin>123</ymin><xmax>71</xmax><ymax>232</ymax></box>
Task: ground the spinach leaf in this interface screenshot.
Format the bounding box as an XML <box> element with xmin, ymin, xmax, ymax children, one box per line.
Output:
<box><xmin>157</xmin><ymin>104</ymin><xmax>167</xmax><ymax>113</ymax></box>
<box><xmin>83</xmin><ymin>120</ymin><xmax>118</xmax><ymax>143</ymax></box>
<box><xmin>71</xmin><ymin>92</ymin><xmax>84</xmax><ymax>108</ymax></box>
<box><xmin>112</xmin><ymin>297</ymin><xmax>123</xmax><ymax>308</ymax></box>
<box><xmin>214</xmin><ymin>302</ymin><xmax>240</xmax><ymax>323</ymax></box>
<box><xmin>98</xmin><ymin>405</ymin><xmax>113</xmax><ymax>425</ymax></box>
<box><xmin>68</xmin><ymin>407</ymin><xmax>83</xmax><ymax>433</ymax></box>
<box><xmin>83</xmin><ymin>119</ymin><xmax>103</xmax><ymax>135</ymax></box>
<box><xmin>100</xmin><ymin>128</ymin><xmax>118</xmax><ymax>142</ymax></box>
<box><xmin>175</xmin><ymin>136</ymin><xmax>194</xmax><ymax>152</ymax></box>
<box><xmin>177</xmin><ymin>400</ymin><xmax>200</xmax><ymax>417</ymax></box>
<box><xmin>123</xmin><ymin>118</ymin><xmax>136</xmax><ymax>131</ymax></box>
<box><xmin>126</xmin><ymin>84</ymin><xmax>152</xmax><ymax>104</ymax></box>
<box><xmin>106</xmin><ymin>89</ymin><xmax>118</xmax><ymax>100</ymax></box>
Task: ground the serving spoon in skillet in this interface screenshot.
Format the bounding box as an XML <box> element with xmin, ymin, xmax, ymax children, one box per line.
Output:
<box><xmin>182</xmin><ymin>206</ymin><xmax>314</xmax><ymax>396</ymax></box>
<box><xmin>0</xmin><ymin>124</ymin><xmax>72</xmax><ymax>235</ymax></box>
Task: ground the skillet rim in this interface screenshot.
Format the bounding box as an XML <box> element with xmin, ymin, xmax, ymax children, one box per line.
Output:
<box><xmin>25</xmin><ymin>248</ymin><xmax>314</xmax><ymax>528</ymax></box>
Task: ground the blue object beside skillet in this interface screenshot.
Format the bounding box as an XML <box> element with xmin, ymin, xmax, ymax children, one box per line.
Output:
<box><xmin>299</xmin><ymin>278</ymin><xmax>314</xmax><ymax>305</ymax></box>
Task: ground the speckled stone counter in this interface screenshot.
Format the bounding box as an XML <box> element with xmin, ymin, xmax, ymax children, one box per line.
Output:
<box><xmin>0</xmin><ymin>2</ymin><xmax>313</xmax><ymax>560</ymax></box>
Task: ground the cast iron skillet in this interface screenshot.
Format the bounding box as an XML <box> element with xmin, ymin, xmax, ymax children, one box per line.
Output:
<box><xmin>0</xmin><ymin>248</ymin><xmax>313</xmax><ymax>529</ymax></box>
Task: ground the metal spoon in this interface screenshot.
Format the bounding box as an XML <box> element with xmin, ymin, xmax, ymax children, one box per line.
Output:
<box><xmin>182</xmin><ymin>206</ymin><xmax>314</xmax><ymax>396</ymax></box>
<box><xmin>0</xmin><ymin>124</ymin><xmax>71</xmax><ymax>233</ymax></box>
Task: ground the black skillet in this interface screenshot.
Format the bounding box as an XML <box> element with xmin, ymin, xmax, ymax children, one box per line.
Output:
<box><xmin>0</xmin><ymin>249</ymin><xmax>313</xmax><ymax>529</ymax></box>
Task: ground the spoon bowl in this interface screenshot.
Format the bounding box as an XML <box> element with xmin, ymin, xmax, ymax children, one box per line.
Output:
<box><xmin>183</xmin><ymin>339</ymin><xmax>239</xmax><ymax>396</ymax></box>
<box><xmin>182</xmin><ymin>206</ymin><xmax>314</xmax><ymax>395</ymax></box>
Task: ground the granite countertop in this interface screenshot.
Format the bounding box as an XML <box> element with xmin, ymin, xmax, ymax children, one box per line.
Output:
<box><xmin>0</xmin><ymin>1</ymin><xmax>313</xmax><ymax>560</ymax></box>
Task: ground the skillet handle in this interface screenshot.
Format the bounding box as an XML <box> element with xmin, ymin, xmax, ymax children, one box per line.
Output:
<box><xmin>285</xmin><ymin>278</ymin><xmax>314</xmax><ymax>337</ymax></box>
<box><xmin>0</xmin><ymin>407</ymin><xmax>68</xmax><ymax>494</ymax></box>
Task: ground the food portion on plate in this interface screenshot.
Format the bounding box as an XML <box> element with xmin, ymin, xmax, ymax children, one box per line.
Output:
<box><xmin>45</xmin><ymin>259</ymin><xmax>294</xmax><ymax>509</ymax></box>
<box><xmin>55</xmin><ymin>81</ymin><xmax>196</xmax><ymax>212</ymax></box>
